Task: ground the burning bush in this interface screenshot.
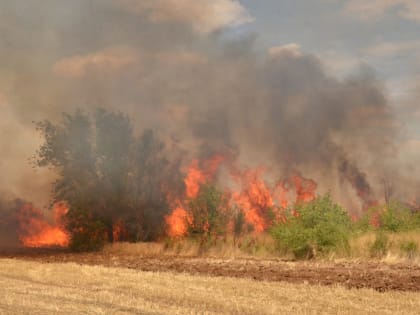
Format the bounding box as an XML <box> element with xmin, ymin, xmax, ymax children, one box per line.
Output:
<box><xmin>186</xmin><ymin>184</ymin><xmax>231</xmax><ymax>239</ymax></box>
<box><xmin>271</xmin><ymin>194</ymin><xmax>352</xmax><ymax>259</ymax></box>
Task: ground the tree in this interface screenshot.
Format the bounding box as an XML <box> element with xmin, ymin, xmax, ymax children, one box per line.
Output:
<box><xmin>35</xmin><ymin>108</ymin><xmax>177</xmax><ymax>250</ymax></box>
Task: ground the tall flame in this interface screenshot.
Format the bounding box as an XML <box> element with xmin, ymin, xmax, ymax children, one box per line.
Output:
<box><xmin>184</xmin><ymin>159</ymin><xmax>206</xmax><ymax>199</ymax></box>
<box><xmin>165</xmin><ymin>155</ymin><xmax>224</xmax><ymax>237</ymax></box>
<box><xmin>166</xmin><ymin>206</ymin><xmax>190</xmax><ymax>237</ymax></box>
<box><xmin>232</xmin><ymin>168</ymin><xmax>275</xmax><ymax>233</ymax></box>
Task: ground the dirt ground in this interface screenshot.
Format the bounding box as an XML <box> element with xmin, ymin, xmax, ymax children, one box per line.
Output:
<box><xmin>2</xmin><ymin>249</ymin><xmax>420</xmax><ymax>292</ymax></box>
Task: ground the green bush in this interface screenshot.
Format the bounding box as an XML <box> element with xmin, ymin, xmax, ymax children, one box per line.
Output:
<box><xmin>400</xmin><ymin>240</ymin><xmax>418</xmax><ymax>259</ymax></box>
<box><xmin>380</xmin><ymin>203</ymin><xmax>413</xmax><ymax>232</ymax></box>
<box><xmin>358</xmin><ymin>202</ymin><xmax>418</xmax><ymax>232</ymax></box>
<box><xmin>369</xmin><ymin>232</ymin><xmax>389</xmax><ymax>258</ymax></box>
<box><xmin>352</xmin><ymin>208</ymin><xmax>376</xmax><ymax>232</ymax></box>
<box><xmin>270</xmin><ymin>194</ymin><xmax>351</xmax><ymax>259</ymax></box>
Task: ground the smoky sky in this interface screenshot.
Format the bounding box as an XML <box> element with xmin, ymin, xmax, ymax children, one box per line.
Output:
<box><xmin>0</xmin><ymin>0</ymin><xmax>418</xmax><ymax>210</ymax></box>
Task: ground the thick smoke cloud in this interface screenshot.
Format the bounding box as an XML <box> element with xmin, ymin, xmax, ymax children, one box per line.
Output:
<box><xmin>0</xmin><ymin>0</ymin><xmax>416</xmax><ymax>214</ymax></box>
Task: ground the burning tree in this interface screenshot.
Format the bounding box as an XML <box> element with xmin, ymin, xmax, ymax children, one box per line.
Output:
<box><xmin>35</xmin><ymin>109</ymin><xmax>179</xmax><ymax>250</ymax></box>
<box><xmin>186</xmin><ymin>184</ymin><xmax>231</xmax><ymax>239</ymax></box>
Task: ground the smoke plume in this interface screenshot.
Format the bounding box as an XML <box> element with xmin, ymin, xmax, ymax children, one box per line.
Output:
<box><xmin>0</xmin><ymin>0</ymin><xmax>417</xmax><ymax>233</ymax></box>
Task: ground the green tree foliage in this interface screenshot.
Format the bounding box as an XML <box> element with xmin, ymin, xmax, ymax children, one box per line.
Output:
<box><xmin>186</xmin><ymin>184</ymin><xmax>231</xmax><ymax>240</ymax></box>
<box><xmin>270</xmin><ymin>194</ymin><xmax>352</xmax><ymax>259</ymax></box>
<box><xmin>35</xmin><ymin>109</ymin><xmax>179</xmax><ymax>250</ymax></box>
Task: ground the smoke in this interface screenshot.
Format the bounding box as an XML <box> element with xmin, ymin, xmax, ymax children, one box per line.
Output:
<box><xmin>0</xmin><ymin>196</ymin><xmax>22</xmax><ymax>249</ymax></box>
<box><xmin>0</xmin><ymin>0</ymin><xmax>416</xmax><ymax>217</ymax></box>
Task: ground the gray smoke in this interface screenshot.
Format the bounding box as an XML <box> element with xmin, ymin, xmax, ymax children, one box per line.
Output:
<box><xmin>0</xmin><ymin>0</ymin><xmax>416</xmax><ymax>215</ymax></box>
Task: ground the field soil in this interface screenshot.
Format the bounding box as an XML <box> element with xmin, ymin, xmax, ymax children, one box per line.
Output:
<box><xmin>1</xmin><ymin>259</ymin><xmax>420</xmax><ymax>315</ymax></box>
<box><xmin>2</xmin><ymin>249</ymin><xmax>420</xmax><ymax>292</ymax></box>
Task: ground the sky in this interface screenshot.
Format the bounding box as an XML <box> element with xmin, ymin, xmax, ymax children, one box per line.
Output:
<box><xmin>241</xmin><ymin>0</ymin><xmax>420</xmax><ymax>99</ymax></box>
<box><xmin>0</xmin><ymin>0</ymin><xmax>419</xmax><ymax>209</ymax></box>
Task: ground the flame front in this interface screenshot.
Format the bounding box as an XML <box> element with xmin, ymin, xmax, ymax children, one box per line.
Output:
<box><xmin>165</xmin><ymin>155</ymin><xmax>321</xmax><ymax>236</ymax></box>
<box><xmin>165</xmin><ymin>156</ymin><xmax>224</xmax><ymax>237</ymax></box>
<box><xmin>18</xmin><ymin>202</ymin><xmax>70</xmax><ymax>248</ymax></box>
<box><xmin>166</xmin><ymin>207</ymin><xmax>190</xmax><ymax>237</ymax></box>
<box><xmin>232</xmin><ymin>168</ymin><xmax>276</xmax><ymax>233</ymax></box>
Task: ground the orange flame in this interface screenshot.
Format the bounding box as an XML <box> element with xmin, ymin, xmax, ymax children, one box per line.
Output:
<box><xmin>18</xmin><ymin>202</ymin><xmax>69</xmax><ymax>248</ymax></box>
<box><xmin>165</xmin><ymin>155</ymin><xmax>224</xmax><ymax>237</ymax></box>
<box><xmin>274</xmin><ymin>181</ymin><xmax>289</xmax><ymax>209</ymax></box>
<box><xmin>165</xmin><ymin>156</ymin><xmax>319</xmax><ymax>237</ymax></box>
<box><xmin>232</xmin><ymin>168</ymin><xmax>276</xmax><ymax>233</ymax></box>
<box><xmin>184</xmin><ymin>159</ymin><xmax>206</xmax><ymax>199</ymax></box>
<box><xmin>293</xmin><ymin>175</ymin><xmax>317</xmax><ymax>203</ymax></box>
<box><xmin>166</xmin><ymin>207</ymin><xmax>190</xmax><ymax>237</ymax></box>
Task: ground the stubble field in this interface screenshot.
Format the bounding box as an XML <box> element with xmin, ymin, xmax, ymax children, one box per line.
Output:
<box><xmin>1</xmin><ymin>258</ymin><xmax>420</xmax><ymax>315</ymax></box>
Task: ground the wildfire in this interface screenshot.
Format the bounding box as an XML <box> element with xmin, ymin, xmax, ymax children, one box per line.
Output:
<box><xmin>18</xmin><ymin>202</ymin><xmax>69</xmax><ymax>248</ymax></box>
<box><xmin>166</xmin><ymin>207</ymin><xmax>190</xmax><ymax>237</ymax></box>
<box><xmin>165</xmin><ymin>156</ymin><xmax>224</xmax><ymax>237</ymax></box>
<box><xmin>273</xmin><ymin>181</ymin><xmax>289</xmax><ymax>209</ymax></box>
<box><xmin>184</xmin><ymin>160</ymin><xmax>206</xmax><ymax>199</ymax></box>
<box><xmin>232</xmin><ymin>168</ymin><xmax>276</xmax><ymax>233</ymax></box>
<box><xmin>293</xmin><ymin>175</ymin><xmax>317</xmax><ymax>204</ymax></box>
<box><xmin>165</xmin><ymin>155</ymin><xmax>321</xmax><ymax>237</ymax></box>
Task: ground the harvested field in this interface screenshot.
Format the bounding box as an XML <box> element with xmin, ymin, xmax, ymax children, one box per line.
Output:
<box><xmin>3</xmin><ymin>249</ymin><xmax>420</xmax><ymax>292</ymax></box>
<box><xmin>1</xmin><ymin>259</ymin><xmax>420</xmax><ymax>315</ymax></box>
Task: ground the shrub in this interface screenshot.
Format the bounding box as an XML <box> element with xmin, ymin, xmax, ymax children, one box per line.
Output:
<box><xmin>369</xmin><ymin>232</ymin><xmax>389</xmax><ymax>258</ymax></box>
<box><xmin>358</xmin><ymin>202</ymin><xmax>417</xmax><ymax>232</ymax></box>
<box><xmin>380</xmin><ymin>202</ymin><xmax>413</xmax><ymax>232</ymax></box>
<box><xmin>270</xmin><ymin>194</ymin><xmax>351</xmax><ymax>259</ymax></box>
<box><xmin>400</xmin><ymin>240</ymin><xmax>418</xmax><ymax>259</ymax></box>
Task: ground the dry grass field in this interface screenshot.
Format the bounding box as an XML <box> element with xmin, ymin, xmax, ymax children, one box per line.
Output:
<box><xmin>1</xmin><ymin>259</ymin><xmax>420</xmax><ymax>315</ymax></box>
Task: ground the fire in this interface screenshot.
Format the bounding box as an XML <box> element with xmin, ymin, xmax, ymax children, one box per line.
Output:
<box><xmin>166</xmin><ymin>207</ymin><xmax>190</xmax><ymax>237</ymax></box>
<box><xmin>232</xmin><ymin>168</ymin><xmax>275</xmax><ymax>233</ymax></box>
<box><xmin>184</xmin><ymin>155</ymin><xmax>225</xmax><ymax>199</ymax></box>
<box><xmin>165</xmin><ymin>156</ymin><xmax>224</xmax><ymax>237</ymax></box>
<box><xmin>274</xmin><ymin>181</ymin><xmax>289</xmax><ymax>209</ymax></box>
<box><xmin>18</xmin><ymin>202</ymin><xmax>69</xmax><ymax>248</ymax></box>
<box><xmin>273</xmin><ymin>181</ymin><xmax>289</xmax><ymax>223</ymax></box>
<box><xmin>293</xmin><ymin>175</ymin><xmax>317</xmax><ymax>204</ymax></box>
<box><xmin>184</xmin><ymin>160</ymin><xmax>206</xmax><ymax>199</ymax></box>
<box><xmin>165</xmin><ymin>155</ymin><xmax>321</xmax><ymax>237</ymax></box>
